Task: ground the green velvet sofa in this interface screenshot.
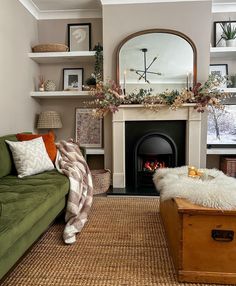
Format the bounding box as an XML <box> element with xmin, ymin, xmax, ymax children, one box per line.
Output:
<box><xmin>0</xmin><ymin>134</ymin><xmax>69</xmax><ymax>280</ymax></box>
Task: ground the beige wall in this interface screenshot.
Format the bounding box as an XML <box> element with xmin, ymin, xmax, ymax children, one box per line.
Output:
<box><xmin>38</xmin><ymin>18</ymin><xmax>103</xmax><ymax>140</ymax></box>
<box><xmin>37</xmin><ymin>98</ymin><xmax>88</xmax><ymax>140</ymax></box>
<box><xmin>0</xmin><ymin>0</ymin><xmax>40</xmax><ymax>135</ymax></box>
<box><xmin>103</xmin><ymin>1</ymin><xmax>212</xmax><ymax>169</ymax></box>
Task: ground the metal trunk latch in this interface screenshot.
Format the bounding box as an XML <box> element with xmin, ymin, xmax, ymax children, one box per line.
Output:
<box><xmin>211</xmin><ymin>229</ymin><xmax>234</xmax><ymax>242</ymax></box>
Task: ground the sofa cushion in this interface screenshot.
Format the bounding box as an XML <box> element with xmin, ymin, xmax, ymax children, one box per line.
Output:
<box><xmin>0</xmin><ymin>170</ymin><xmax>69</xmax><ymax>258</ymax></box>
<box><xmin>0</xmin><ymin>135</ymin><xmax>17</xmax><ymax>178</ymax></box>
<box><xmin>16</xmin><ymin>132</ymin><xmax>57</xmax><ymax>162</ymax></box>
<box><xmin>6</xmin><ymin>137</ymin><xmax>55</xmax><ymax>178</ymax></box>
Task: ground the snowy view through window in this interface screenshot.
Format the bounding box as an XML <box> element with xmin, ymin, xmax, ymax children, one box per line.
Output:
<box><xmin>207</xmin><ymin>105</ymin><xmax>236</xmax><ymax>145</ymax></box>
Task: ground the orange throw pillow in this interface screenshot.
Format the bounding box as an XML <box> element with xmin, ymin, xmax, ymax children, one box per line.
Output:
<box><xmin>16</xmin><ymin>132</ymin><xmax>57</xmax><ymax>163</ymax></box>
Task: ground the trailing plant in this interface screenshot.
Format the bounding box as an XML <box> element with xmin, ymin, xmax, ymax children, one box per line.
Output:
<box><xmin>93</xmin><ymin>43</ymin><xmax>103</xmax><ymax>81</ymax></box>
<box><xmin>85</xmin><ymin>43</ymin><xmax>103</xmax><ymax>88</ymax></box>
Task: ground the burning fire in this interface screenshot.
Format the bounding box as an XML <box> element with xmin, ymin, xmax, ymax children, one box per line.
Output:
<box><xmin>143</xmin><ymin>160</ymin><xmax>165</xmax><ymax>172</ymax></box>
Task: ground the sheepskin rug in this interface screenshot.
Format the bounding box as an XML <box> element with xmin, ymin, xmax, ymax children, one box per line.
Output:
<box><xmin>153</xmin><ymin>166</ymin><xmax>236</xmax><ymax>210</ymax></box>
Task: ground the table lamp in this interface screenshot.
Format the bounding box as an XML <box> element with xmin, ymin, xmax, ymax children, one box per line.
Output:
<box><xmin>37</xmin><ymin>111</ymin><xmax>62</xmax><ymax>134</ymax></box>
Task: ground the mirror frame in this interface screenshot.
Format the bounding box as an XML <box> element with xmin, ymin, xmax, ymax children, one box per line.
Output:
<box><xmin>116</xmin><ymin>29</ymin><xmax>197</xmax><ymax>88</ymax></box>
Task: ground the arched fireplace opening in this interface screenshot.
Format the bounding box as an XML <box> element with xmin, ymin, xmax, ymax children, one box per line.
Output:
<box><xmin>124</xmin><ymin>120</ymin><xmax>185</xmax><ymax>194</ymax></box>
<box><xmin>134</xmin><ymin>133</ymin><xmax>177</xmax><ymax>188</ymax></box>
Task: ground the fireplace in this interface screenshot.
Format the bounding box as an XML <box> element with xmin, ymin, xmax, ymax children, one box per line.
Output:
<box><xmin>135</xmin><ymin>133</ymin><xmax>177</xmax><ymax>188</ymax></box>
<box><xmin>112</xmin><ymin>105</ymin><xmax>202</xmax><ymax>191</ymax></box>
<box><xmin>126</xmin><ymin>121</ymin><xmax>185</xmax><ymax>191</ymax></box>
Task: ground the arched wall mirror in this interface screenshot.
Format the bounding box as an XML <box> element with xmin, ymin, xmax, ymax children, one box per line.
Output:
<box><xmin>117</xmin><ymin>29</ymin><xmax>197</xmax><ymax>94</ymax></box>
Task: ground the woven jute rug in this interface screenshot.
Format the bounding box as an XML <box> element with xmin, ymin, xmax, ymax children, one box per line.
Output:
<box><xmin>2</xmin><ymin>197</ymin><xmax>222</xmax><ymax>286</ymax></box>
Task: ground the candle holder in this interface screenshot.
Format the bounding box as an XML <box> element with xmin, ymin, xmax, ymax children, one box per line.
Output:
<box><xmin>188</xmin><ymin>166</ymin><xmax>205</xmax><ymax>179</ymax></box>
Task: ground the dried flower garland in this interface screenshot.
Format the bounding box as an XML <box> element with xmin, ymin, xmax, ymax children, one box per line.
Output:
<box><xmin>88</xmin><ymin>75</ymin><xmax>230</xmax><ymax>118</ymax></box>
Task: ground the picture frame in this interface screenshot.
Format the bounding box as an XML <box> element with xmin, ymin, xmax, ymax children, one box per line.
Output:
<box><xmin>75</xmin><ymin>108</ymin><xmax>103</xmax><ymax>148</ymax></box>
<box><xmin>214</xmin><ymin>21</ymin><xmax>236</xmax><ymax>47</ymax></box>
<box><xmin>209</xmin><ymin>64</ymin><xmax>228</xmax><ymax>88</ymax></box>
<box><xmin>207</xmin><ymin>104</ymin><xmax>236</xmax><ymax>148</ymax></box>
<box><xmin>63</xmin><ymin>68</ymin><xmax>84</xmax><ymax>91</ymax></box>
<box><xmin>68</xmin><ymin>23</ymin><xmax>91</xmax><ymax>51</ymax></box>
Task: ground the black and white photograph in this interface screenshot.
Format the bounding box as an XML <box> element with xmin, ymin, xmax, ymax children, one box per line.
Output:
<box><xmin>207</xmin><ymin>105</ymin><xmax>236</xmax><ymax>146</ymax></box>
<box><xmin>68</xmin><ymin>23</ymin><xmax>91</xmax><ymax>51</ymax></box>
<box><xmin>63</xmin><ymin>68</ymin><xmax>83</xmax><ymax>91</ymax></box>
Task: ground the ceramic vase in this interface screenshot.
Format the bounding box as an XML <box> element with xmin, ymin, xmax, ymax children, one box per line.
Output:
<box><xmin>44</xmin><ymin>80</ymin><xmax>56</xmax><ymax>91</ymax></box>
<box><xmin>226</xmin><ymin>39</ymin><xmax>236</xmax><ymax>47</ymax></box>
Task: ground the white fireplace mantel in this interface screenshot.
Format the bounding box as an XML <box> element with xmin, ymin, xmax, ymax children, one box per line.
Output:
<box><xmin>112</xmin><ymin>104</ymin><xmax>202</xmax><ymax>188</ymax></box>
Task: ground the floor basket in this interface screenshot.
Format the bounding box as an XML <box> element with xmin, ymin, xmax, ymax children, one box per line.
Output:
<box><xmin>91</xmin><ymin>169</ymin><xmax>111</xmax><ymax>195</ymax></box>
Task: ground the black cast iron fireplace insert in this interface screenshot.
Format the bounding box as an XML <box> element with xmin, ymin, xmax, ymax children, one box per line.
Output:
<box><xmin>125</xmin><ymin>121</ymin><xmax>186</xmax><ymax>193</ymax></box>
<box><xmin>134</xmin><ymin>133</ymin><xmax>177</xmax><ymax>188</ymax></box>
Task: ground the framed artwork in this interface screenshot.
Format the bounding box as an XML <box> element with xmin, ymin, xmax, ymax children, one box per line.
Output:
<box><xmin>209</xmin><ymin>64</ymin><xmax>228</xmax><ymax>88</ymax></box>
<box><xmin>214</xmin><ymin>21</ymin><xmax>236</xmax><ymax>47</ymax></box>
<box><xmin>75</xmin><ymin>108</ymin><xmax>102</xmax><ymax>148</ymax></box>
<box><xmin>68</xmin><ymin>23</ymin><xmax>91</xmax><ymax>51</ymax></box>
<box><xmin>207</xmin><ymin>104</ymin><xmax>236</xmax><ymax>148</ymax></box>
<box><xmin>63</xmin><ymin>68</ymin><xmax>83</xmax><ymax>91</ymax></box>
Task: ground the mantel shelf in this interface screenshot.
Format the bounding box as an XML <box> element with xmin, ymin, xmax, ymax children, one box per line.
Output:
<box><xmin>31</xmin><ymin>91</ymin><xmax>92</xmax><ymax>99</ymax></box>
<box><xmin>28</xmin><ymin>51</ymin><xmax>96</xmax><ymax>64</ymax></box>
<box><xmin>210</xmin><ymin>47</ymin><xmax>236</xmax><ymax>60</ymax></box>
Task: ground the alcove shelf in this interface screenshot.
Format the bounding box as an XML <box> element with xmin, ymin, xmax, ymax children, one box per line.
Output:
<box><xmin>207</xmin><ymin>148</ymin><xmax>236</xmax><ymax>155</ymax></box>
<box><xmin>210</xmin><ymin>47</ymin><xmax>236</xmax><ymax>60</ymax></box>
<box><xmin>30</xmin><ymin>91</ymin><xmax>92</xmax><ymax>99</ymax></box>
<box><xmin>28</xmin><ymin>51</ymin><xmax>96</xmax><ymax>64</ymax></box>
<box><xmin>222</xmin><ymin>88</ymin><xmax>236</xmax><ymax>93</ymax></box>
<box><xmin>85</xmin><ymin>148</ymin><xmax>105</xmax><ymax>155</ymax></box>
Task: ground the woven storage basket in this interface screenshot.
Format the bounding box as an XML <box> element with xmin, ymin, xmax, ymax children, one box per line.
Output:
<box><xmin>91</xmin><ymin>169</ymin><xmax>111</xmax><ymax>195</ymax></box>
<box><xmin>32</xmin><ymin>44</ymin><xmax>69</xmax><ymax>53</ymax></box>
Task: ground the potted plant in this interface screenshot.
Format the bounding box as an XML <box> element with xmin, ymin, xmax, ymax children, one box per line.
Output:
<box><xmin>220</xmin><ymin>21</ymin><xmax>236</xmax><ymax>47</ymax></box>
<box><xmin>85</xmin><ymin>73</ymin><xmax>97</xmax><ymax>89</ymax></box>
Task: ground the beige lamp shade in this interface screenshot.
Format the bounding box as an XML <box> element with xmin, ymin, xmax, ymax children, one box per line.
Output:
<box><xmin>37</xmin><ymin>111</ymin><xmax>62</xmax><ymax>129</ymax></box>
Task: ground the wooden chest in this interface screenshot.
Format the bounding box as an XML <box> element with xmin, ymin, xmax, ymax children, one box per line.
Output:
<box><xmin>160</xmin><ymin>198</ymin><xmax>236</xmax><ymax>284</ymax></box>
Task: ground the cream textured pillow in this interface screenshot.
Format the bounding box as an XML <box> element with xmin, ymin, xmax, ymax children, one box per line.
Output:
<box><xmin>6</xmin><ymin>137</ymin><xmax>54</xmax><ymax>178</ymax></box>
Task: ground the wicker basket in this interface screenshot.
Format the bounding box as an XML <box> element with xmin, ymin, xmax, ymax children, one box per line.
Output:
<box><xmin>91</xmin><ymin>169</ymin><xmax>111</xmax><ymax>195</ymax></box>
<box><xmin>32</xmin><ymin>44</ymin><xmax>69</xmax><ymax>53</ymax></box>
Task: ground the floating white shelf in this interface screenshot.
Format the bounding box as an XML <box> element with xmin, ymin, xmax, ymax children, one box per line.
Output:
<box><xmin>30</xmin><ymin>91</ymin><xmax>92</xmax><ymax>99</ymax></box>
<box><xmin>85</xmin><ymin>148</ymin><xmax>104</xmax><ymax>155</ymax></box>
<box><xmin>207</xmin><ymin>148</ymin><xmax>236</xmax><ymax>155</ymax></box>
<box><xmin>28</xmin><ymin>51</ymin><xmax>96</xmax><ymax>64</ymax></box>
<box><xmin>210</xmin><ymin>47</ymin><xmax>236</xmax><ymax>60</ymax></box>
<box><xmin>222</xmin><ymin>88</ymin><xmax>236</xmax><ymax>93</ymax></box>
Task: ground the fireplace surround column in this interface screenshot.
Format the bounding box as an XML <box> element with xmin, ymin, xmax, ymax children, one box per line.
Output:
<box><xmin>112</xmin><ymin>105</ymin><xmax>202</xmax><ymax>188</ymax></box>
